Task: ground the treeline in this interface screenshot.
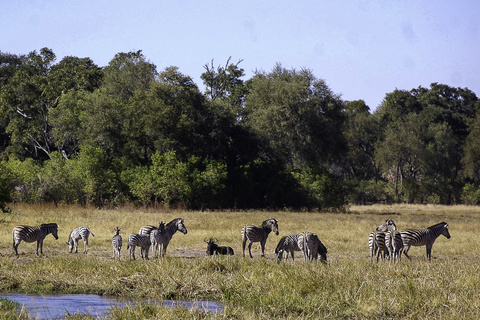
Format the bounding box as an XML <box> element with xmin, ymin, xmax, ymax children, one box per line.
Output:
<box><xmin>0</xmin><ymin>48</ymin><xmax>479</xmax><ymax>210</ymax></box>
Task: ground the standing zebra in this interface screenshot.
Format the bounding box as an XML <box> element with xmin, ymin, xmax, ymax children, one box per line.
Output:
<box><xmin>400</xmin><ymin>222</ymin><xmax>451</xmax><ymax>260</ymax></box>
<box><xmin>242</xmin><ymin>218</ymin><xmax>279</xmax><ymax>258</ymax></box>
<box><xmin>274</xmin><ymin>233</ymin><xmax>301</xmax><ymax>262</ymax></box>
<box><xmin>112</xmin><ymin>227</ymin><xmax>122</xmax><ymax>260</ymax></box>
<box><xmin>150</xmin><ymin>221</ymin><xmax>166</xmax><ymax>258</ymax></box>
<box><xmin>66</xmin><ymin>226</ymin><xmax>95</xmax><ymax>254</ymax></box>
<box><xmin>155</xmin><ymin>218</ymin><xmax>188</xmax><ymax>257</ymax></box>
<box><xmin>12</xmin><ymin>223</ymin><xmax>59</xmax><ymax>256</ymax></box>
<box><xmin>369</xmin><ymin>219</ymin><xmax>397</xmax><ymax>262</ymax></box>
<box><xmin>385</xmin><ymin>230</ymin><xmax>404</xmax><ymax>262</ymax></box>
<box><xmin>298</xmin><ymin>232</ymin><xmax>327</xmax><ymax>263</ymax></box>
<box><xmin>127</xmin><ymin>233</ymin><xmax>151</xmax><ymax>260</ymax></box>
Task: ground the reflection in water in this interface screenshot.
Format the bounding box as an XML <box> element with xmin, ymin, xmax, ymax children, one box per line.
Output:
<box><xmin>1</xmin><ymin>293</ymin><xmax>223</xmax><ymax>319</ymax></box>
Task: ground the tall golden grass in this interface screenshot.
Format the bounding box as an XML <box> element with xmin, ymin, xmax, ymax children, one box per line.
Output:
<box><xmin>1</xmin><ymin>204</ymin><xmax>479</xmax><ymax>319</ymax></box>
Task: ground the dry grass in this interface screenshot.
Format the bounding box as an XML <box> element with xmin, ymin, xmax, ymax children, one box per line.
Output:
<box><xmin>1</xmin><ymin>204</ymin><xmax>480</xmax><ymax>319</ymax></box>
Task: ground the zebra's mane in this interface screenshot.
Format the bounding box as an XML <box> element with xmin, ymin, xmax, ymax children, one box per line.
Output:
<box><xmin>427</xmin><ymin>222</ymin><xmax>447</xmax><ymax>230</ymax></box>
<box><xmin>166</xmin><ymin>218</ymin><xmax>182</xmax><ymax>228</ymax></box>
<box><xmin>41</xmin><ymin>223</ymin><xmax>58</xmax><ymax>228</ymax></box>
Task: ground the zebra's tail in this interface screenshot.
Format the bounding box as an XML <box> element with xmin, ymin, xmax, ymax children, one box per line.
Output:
<box><xmin>86</xmin><ymin>227</ymin><xmax>95</xmax><ymax>237</ymax></box>
<box><xmin>303</xmin><ymin>232</ymin><xmax>308</xmax><ymax>261</ymax></box>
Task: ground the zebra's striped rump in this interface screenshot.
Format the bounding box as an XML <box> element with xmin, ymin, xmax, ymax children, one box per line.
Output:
<box><xmin>12</xmin><ymin>223</ymin><xmax>59</xmax><ymax>255</ymax></box>
<box><xmin>112</xmin><ymin>227</ymin><xmax>122</xmax><ymax>260</ymax></box>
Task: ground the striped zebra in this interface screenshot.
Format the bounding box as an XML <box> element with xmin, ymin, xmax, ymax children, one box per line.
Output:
<box><xmin>242</xmin><ymin>218</ymin><xmax>279</xmax><ymax>258</ymax></box>
<box><xmin>400</xmin><ymin>222</ymin><xmax>451</xmax><ymax>261</ymax></box>
<box><xmin>274</xmin><ymin>234</ymin><xmax>301</xmax><ymax>262</ymax></box>
<box><xmin>66</xmin><ymin>226</ymin><xmax>95</xmax><ymax>254</ymax></box>
<box><xmin>12</xmin><ymin>223</ymin><xmax>59</xmax><ymax>256</ymax></box>
<box><xmin>155</xmin><ymin>218</ymin><xmax>188</xmax><ymax>257</ymax></box>
<box><xmin>138</xmin><ymin>222</ymin><xmax>162</xmax><ymax>235</ymax></box>
<box><xmin>112</xmin><ymin>227</ymin><xmax>122</xmax><ymax>260</ymax></box>
<box><xmin>385</xmin><ymin>230</ymin><xmax>404</xmax><ymax>262</ymax></box>
<box><xmin>298</xmin><ymin>232</ymin><xmax>327</xmax><ymax>263</ymax></box>
<box><xmin>150</xmin><ymin>221</ymin><xmax>166</xmax><ymax>258</ymax></box>
<box><xmin>369</xmin><ymin>219</ymin><xmax>397</xmax><ymax>262</ymax></box>
<box><xmin>127</xmin><ymin>233</ymin><xmax>151</xmax><ymax>260</ymax></box>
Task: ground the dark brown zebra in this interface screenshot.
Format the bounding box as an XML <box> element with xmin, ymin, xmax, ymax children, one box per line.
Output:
<box><xmin>12</xmin><ymin>223</ymin><xmax>59</xmax><ymax>255</ymax></box>
<box><xmin>241</xmin><ymin>218</ymin><xmax>279</xmax><ymax>258</ymax></box>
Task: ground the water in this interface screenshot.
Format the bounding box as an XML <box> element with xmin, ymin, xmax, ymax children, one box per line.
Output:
<box><xmin>1</xmin><ymin>293</ymin><xmax>223</xmax><ymax>319</ymax></box>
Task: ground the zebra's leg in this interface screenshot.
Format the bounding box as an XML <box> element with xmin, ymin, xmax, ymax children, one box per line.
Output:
<box><xmin>84</xmin><ymin>237</ymin><xmax>88</xmax><ymax>254</ymax></box>
<box><xmin>260</xmin><ymin>240</ymin><xmax>267</xmax><ymax>257</ymax></box>
<box><xmin>291</xmin><ymin>250</ymin><xmax>294</xmax><ymax>262</ymax></box>
<box><xmin>162</xmin><ymin>243</ymin><xmax>169</xmax><ymax>257</ymax></box>
<box><xmin>242</xmin><ymin>235</ymin><xmax>247</xmax><ymax>258</ymax></box>
<box><xmin>13</xmin><ymin>240</ymin><xmax>20</xmax><ymax>256</ymax></box>
<box><xmin>38</xmin><ymin>240</ymin><xmax>44</xmax><ymax>255</ymax></box>
<box><xmin>248</xmin><ymin>241</ymin><xmax>254</xmax><ymax>258</ymax></box>
<box><xmin>403</xmin><ymin>245</ymin><xmax>412</xmax><ymax>260</ymax></box>
<box><xmin>426</xmin><ymin>244</ymin><xmax>433</xmax><ymax>261</ymax></box>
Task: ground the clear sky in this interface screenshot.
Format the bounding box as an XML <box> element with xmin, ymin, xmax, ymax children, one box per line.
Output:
<box><xmin>1</xmin><ymin>0</ymin><xmax>479</xmax><ymax>111</ymax></box>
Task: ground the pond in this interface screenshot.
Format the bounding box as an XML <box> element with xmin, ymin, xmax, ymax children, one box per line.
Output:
<box><xmin>1</xmin><ymin>293</ymin><xmax>223</xmax><ymax>319</ymax></box>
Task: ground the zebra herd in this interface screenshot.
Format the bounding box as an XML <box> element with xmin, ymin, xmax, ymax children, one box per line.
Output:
<box><xmin>10</xmin><ymin>217</ymin><xmax>450</xmax><ymax>262</ymax></box>
<box><xmin>369</xmin><ymin>219</ymin><xmax>451</xmax><ymax>262</ymax></box>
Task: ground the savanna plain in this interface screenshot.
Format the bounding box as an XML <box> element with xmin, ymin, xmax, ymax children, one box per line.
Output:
<box><xmin>0</xmin><ymin>204</ymin><xmax>479</xmax><ymax>319</ymax></box>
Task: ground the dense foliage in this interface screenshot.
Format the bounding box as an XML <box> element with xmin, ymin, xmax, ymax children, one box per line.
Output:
<box><xmin>0</xmin><ymin>48</ymin><xmax>479</xmax><ymax>209</ymax></box>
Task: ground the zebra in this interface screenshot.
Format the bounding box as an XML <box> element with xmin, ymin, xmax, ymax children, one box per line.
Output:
<box><xmin>298</xmin><ymin>232</ymin><xmax>327</xmax><ymax>263</ymax></box>
<box><xmin>369</xmin><ymin>219</ymin><xmax>397</xmax><ymax>262</ymax></box>
<box><xmin>385</xmin><ymin>230</ymin><xmax>404</xmax><ymax>262</ymax></box>
<box><xmin>66</xmin><ymin>226</ymin><xmax>95</xmax><ymax>254</ymax></box>
<box><xmin>127</xmin><ymin>233</ymin><xmax>151</xmax><ymax>260</ymax></box>
<box><xmin>242</xmin><ymin>218</ymin><xmax>279</xmax><ymax>258</ymax></box>
<box><xmin>150</xmin><ymin>221</ymin><xmax>166</xmax><ymax>258</ymax></box>
<box><xmin>12</xmin><ymin>223</ymin><xmax>59</xmax><ymax>256</ymax></box>
<box><xmin>400</xmin><ymin>222</ymin><xmax>451</xmax><ymax>261</ymax></box>
<box><xmin>204</xmin><ymin>238</ymin><xmax>234</xmax><ymax>255</ymax></box>
<box><xmin>155</xmin><ymin>218</ymin><xmax>188</xmax><ymax>257</ymax></box>
<box><xmin>139</xmin><ymin>222</ymin><xmax>162</xmax><ymax>235</ymax></box>
<box><xmin>112</xmin><ymin>227</ymin><xmax>122</xmax><ymax>260</ymax></box>
<box><xmin>274</xmin><ymin>234</ymin><xmax>301</xmax><ymax>262</ymax></box>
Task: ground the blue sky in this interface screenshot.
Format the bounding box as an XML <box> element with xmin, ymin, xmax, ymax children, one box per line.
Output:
<box><xmin>1</xmin><ymin>0</ymin><xmax>479</xmax><ymax>110</ymax></box>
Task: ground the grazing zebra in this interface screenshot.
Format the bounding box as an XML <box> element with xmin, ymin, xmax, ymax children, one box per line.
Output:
<box><xmin>242</xmin><ymin>218</ymin><xmax>279</xmax><ymax>258</ymax></box>
<box><xmin>298</xmin><ymin>232</ymin><xmax>327</xmax><ymax>263</ymax></box>
<box><xmin>400</xmin><ymin>222</ymin><xmax>451</xmax><ymax>261</ymax></box>
<box><xmin>112</xmin><ymin>227</ymin><xmax>122</xmax><ymax>260</ymax></box>
<box><xmin>369</xmin><ymin>219</ymin><xmax>397</xmax><ymax>262</ymax></box>
<box><xmin>274</xmin><ymin>234</ymin><xmax>301</xmax><ymax>262</ymax></box>
<box><xmin>127</xmin><ymin>233</ymin><xmax>151</xmax><ymax>260</ymax></box>
<box><xmin>66</xmin><ymin>226</ymin><xmax>95</xmax><ymax>254</ymax></box>
<box><xmin>155</xmin><ymin>218</ymin><xmax>188</xmax><ymax>257</ymax></box>
<box><xmin>12</xmin><ymin>223</ymin><xmax>59</xmax><ymax>256</ymax></box>
<box><xmin>150</xmin><ymin>221</ymin><xmax>166</xmax><ymax>258</ymax></box>
<box><xmin>385</xmin><ymin>230</ymin><xmax>404</xmax><ymax>262</ymax></box>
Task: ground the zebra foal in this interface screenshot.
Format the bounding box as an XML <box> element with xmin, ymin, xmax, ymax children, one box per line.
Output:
<box><xmin>150</xmin><ymin>221</ymin><xmax>166</xmax><ymax>258</ymax></box>
<box><xmin>274</xmin><ymin>233</ymin><xmax>301</xmax><ymax>262</ymax></box>
<box><xmin>66</xmin><ymin>226</ymin><xmax>95</xmax><ymax>254</ymax></box>
<box><xmin>242</xmin><ymin>218</ymin><xmax>279</xmax><ymax>258</ymax></box>
<box><xmin>385</xmin><ymin>230</ymin><xmax>404</xmax><ymax>262</ymax></box>
<box><xmin>127</xmin><ymin>233</ymin><xmax>151</xmax><ymax>260</ymax></box>
<box><xmin>12</xmin><ymin>223</ymin><xmax>59</xmax><ymax>256</ymax></box>
<box><xmin>400</xmin><ymin>222</ymin><xmax>451</xmax><ymax>261</ymax></box>
<box><xmin>112</xmin><ymin>227</ymin><xmax>122</xmax><ymax>260</ymax></box>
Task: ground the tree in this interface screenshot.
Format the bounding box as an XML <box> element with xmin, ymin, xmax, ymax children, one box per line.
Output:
<box><xmin>243</xmin><ymin>64</ymin><xmax>346</xmax><ymax>168</ymax></box>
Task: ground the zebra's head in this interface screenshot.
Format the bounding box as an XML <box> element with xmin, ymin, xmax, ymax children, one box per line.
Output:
<box><xmin>159</xmin><ymin>221</ymin><xmax>166</xmax><ymax>233</ymax></box>
<box><xmin>318</xmin><ymin>240</ymin><xmax>328</xmax><ymax>264</ymax></box>
<box><xmin>176</xmin><ymin>218</ymin><xmax>187</xmax><ymax>234</ymax></box>
<box><xmin>114</xmin><ymin>227</ymin><xmax>121</xmax><ymax>235</ymax></box>
<box><xmin>376</xmin><ymin>219</ymin><xmax>396</xmax><ymax>232</ymax></box>
<box><xmin>263</xmin><ymin>218</ymin><xmax>279</xmax><ymax>235</ymax></box>
<box><xmin>204</xmin><ymin>237</ymin><xmax>218</xmax><ymax>255</ymax></box>
<box><xmin>42</xmin><ymin>223</ymin><xmax>59</xmax><ymax>240</ymax></box>
<box><xmin>441</xmin><ymin>222</ymin><xmax>451</xmax><ymax>239</ymax></box>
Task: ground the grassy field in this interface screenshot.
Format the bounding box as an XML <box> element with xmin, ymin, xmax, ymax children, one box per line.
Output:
<box><xmin>0</xmin><ymin>203</ymin><xmax>479</xmax><ymax>319</ymax></box>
